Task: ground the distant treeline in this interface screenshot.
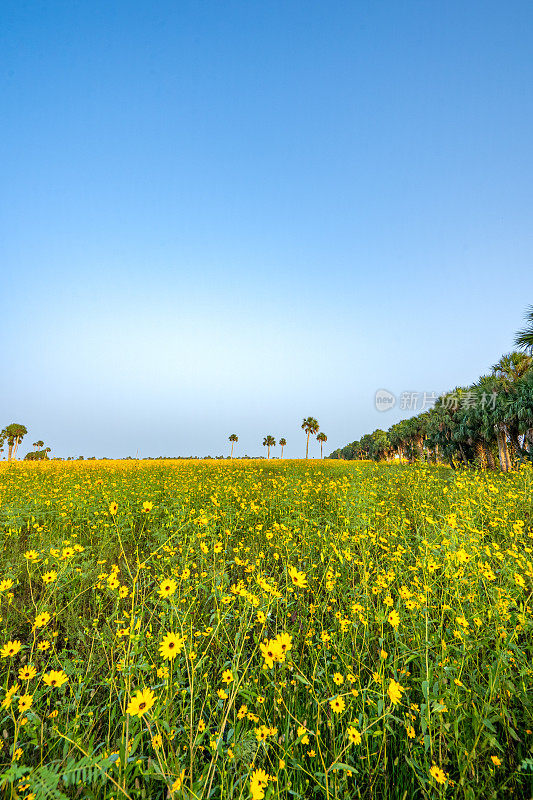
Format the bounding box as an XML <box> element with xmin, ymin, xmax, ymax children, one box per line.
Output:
<box><xmin>53</xmin><ymin>455</ymin><xmax>261</xmax><ymax>461</ymax></box>
<box><xmin>330</xmin><ymin>351</ymin><xmax>533</xmax><ymax>471</ymax></box>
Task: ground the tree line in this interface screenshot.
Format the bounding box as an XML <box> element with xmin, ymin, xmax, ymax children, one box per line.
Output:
<box><xmin>0</xmin><ymin>419</ymin><xmax>330</xmax><ymax>461</ymax></box>
<box><xmin>0</xmin><ymin>424</ymin><xmax>50</xmax><ymax>460</ymax></box>
<box><xmin>330</xmin><ymin>307</ymin><xmax>533</xmax><ymax>472</ymax></box>
<box><xmin>228</xmin><ymin>418</ymin><xmax>328</xmax><ymax>459</ymax></box>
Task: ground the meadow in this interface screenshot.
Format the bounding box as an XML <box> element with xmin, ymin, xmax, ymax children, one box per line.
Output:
<box><xmin>0</xmin><ymin>459</ymin><xmax>532</xmax><ymax>800</ymax></box>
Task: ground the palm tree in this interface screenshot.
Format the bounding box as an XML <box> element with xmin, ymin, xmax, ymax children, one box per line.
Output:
<box><xmin>425</xmin><ymin>389</ymin><xmax>470</xmax><ymax>470</ymax></box>
<box><xmin>369</xmin><ymin>429</ymin><xmax>391</xmax><ymax>461</ymax></box>
<box><xmin>263</xmin><ymin>435</ymin><xmax>276</xmax><ymax>459</ymax></box>
<box><xmin>389</xmin><ymin>418</ymin><xmax>414</xmax><ymax>463</ymax></box>
<box><xmin>4</xmin><ymin>423</ymin><xmax>28</xmax><ymax>460</ymax></box>
<box><xmin>301</xmin><ymin>417</ymin><xmax>319</xmax><ymax>458</ymax></box>
<box><xmin>228</xmin><ymin>433</ymin><xmax>238</xmax><ymax>458</ymax></box>
<box><xmin>515</xmin><ymin>305</ymin><xmax>533</xmax><ymax>353</ymax></box>
<box><xmin>279</xmin><ymin>437</ymin><xmax>287</xmax><ymax>458</ymax></box>
<box><xmin>316</xmin><ymin>432</ymin><xmax>328</xmax><ymax>458</ymax></box>
<box><xmin>491</xmin><ymin>352</ymin><xmax>532</xmax><ymax>385</ymax></box>
<box><xmin>507</xmin><ymin>369</ymin><xmax>533</xmax><ymax>457</ymax></box>
<box><xmin>491</xmin><ymin>352</ymin><xmax>532</xmax><ymax>468</ymax></box>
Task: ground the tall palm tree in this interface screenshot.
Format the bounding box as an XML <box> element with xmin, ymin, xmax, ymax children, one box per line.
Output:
<box><xmin>515</xmin><ymin>305</ymin><xmax>533</xmax><ymax>353</ymax></box>
<box><xmin>316</xmin><ymin>432</ymin><xmax>327</xmax><ymax>458</ymax></box>
<box><xmin>228</xmin><ymin>433</ymin><xmax>238</xmax><ymax>458</ymax></box>
<box><xmin>491</xmin><ymin>352</ymin><xmax>532</xmax><ymax>467</ymax></box>
<box><xmin>507</xmin><ymin>369</ymin><xmax>533</xmax><ymax>457</ymax></box>
<box><xmin>4</xmin><ymin>423</ymin><xmax>27</xmax><ymax>461</ymax></box>
<box><xmin>473</xmin><ymin>374</ymin><xmax>511</xmax><ymax>472</ymax></box>
<box><xmin>301</xmin><ymin>417</ymin><xmax>319</xmax><ymax>458</ymax></box>
<box><xmin>279</xmin><ymin>437</ymin><xmax>287</xmax><ymax>458</ymax></box>
<box><xmin>425</xmin><ymin>389</ymin><xmax>471</xmax><ymax>470</ymax></box>
<box><xmin>263</xmin><ymin>435</ymin><xmax>276</xmax><ymax>459</ymax></box>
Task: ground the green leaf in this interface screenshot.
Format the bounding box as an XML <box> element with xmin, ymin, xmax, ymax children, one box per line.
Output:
<box><xmin>329</xmin><ymin>762</ymin><xmax>355</xmax><ymax>774</ymax></box>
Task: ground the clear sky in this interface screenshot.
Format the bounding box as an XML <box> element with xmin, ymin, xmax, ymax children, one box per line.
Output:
<box><xmin>1</xmin><ymin>0</ymin><xmax>532</xmax><ymax>458</ymax></box>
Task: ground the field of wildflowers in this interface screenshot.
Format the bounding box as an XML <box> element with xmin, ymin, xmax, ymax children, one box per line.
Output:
<box><xmin>0</xmin><ymin>459</ymin><xmax>532</xmax><ymax>800</ymax></box>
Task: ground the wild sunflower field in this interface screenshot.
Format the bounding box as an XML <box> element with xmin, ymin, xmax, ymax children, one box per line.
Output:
<box><xmin>0</xmin><ymin>460</ymin><xmax>532</xmax><ymax>800</ymax></box>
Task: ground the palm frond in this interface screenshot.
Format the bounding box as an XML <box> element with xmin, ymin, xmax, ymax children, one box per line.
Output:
<box><xmin>515</xmin><ymin>305</ymin><xmax>533</xmax><ymax>352</ymax></box>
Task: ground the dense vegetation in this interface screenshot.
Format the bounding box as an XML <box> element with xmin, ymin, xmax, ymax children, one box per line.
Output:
<box><xmin>0</xmin><ymin>459</ymin><xmax>532</xmax><ymax>799</ymax></box>
<box><xmin>330</xmin><ymin>351</ymin><xmax>533</xmax><ymax>471</ymax></box>
<box><xmin>332</xmin><ymin>309</ymin><xmax>533</xmax><ymax>470</ymax></box>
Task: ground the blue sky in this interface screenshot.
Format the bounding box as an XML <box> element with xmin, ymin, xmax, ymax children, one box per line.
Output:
<box><xmin>1</xmin><ymin>0</ymin><xmax>532</xmax><ymax>458</ymax></box>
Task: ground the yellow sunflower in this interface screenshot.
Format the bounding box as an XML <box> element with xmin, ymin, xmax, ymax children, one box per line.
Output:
<box><xmin>126</xmin><ymin>687</ymin><xmax>156</xmax><ymax>717</ymax></box>
<box><xmin>159</xmin><ymin>632</ymin><xmax>186</xmax><ymax>660</ymax></box>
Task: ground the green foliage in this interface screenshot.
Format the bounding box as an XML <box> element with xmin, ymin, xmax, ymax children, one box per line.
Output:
<box><xmin>25</xmin><ymin>449</ymin><xmax>49</xmax><ymax>461</ymax></box>
<box><xmin>302</xmin><ymin>417</ymin><xmax>319</xmax><ymax>458</ymax></box>
<box><xmin>515</xmin><ymin>304</ymin><xmax>533</xmax><ymax>353</ymax></box>
<box><xmin>0</xmin><ymin>752</ymin><xmax>116</xmax><ymax>800</ymax></box>
<box><xmin>1</xmin><ymin>422</ymin><xmax>28</xmax><ymax>460</ymax></box>
<box><xmin>331</xmin><ymin>350</ymin><xmax>533</xmax><ymax>470</ymax></box>
<box><xmin>262</xmin><ymin>435</ymin><xmax>276</xmax><ymax>457</ymax></box>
